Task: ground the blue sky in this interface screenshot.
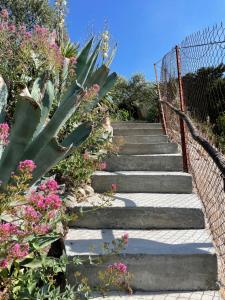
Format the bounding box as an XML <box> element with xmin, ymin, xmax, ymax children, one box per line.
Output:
<box><xmin>66</xmin><ymin>0</ymin><xmax>225</xmax><ymax>81</ymax></box>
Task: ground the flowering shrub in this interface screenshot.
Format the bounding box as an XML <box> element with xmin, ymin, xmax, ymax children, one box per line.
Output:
<box><xmin>0</xmin><ymin>159</ymin><xmax>70</xmax><ymax>299</ymax></box>
<box><xmin>0</xmin><ymin>13</ymin><xmax>64</xmax><ymax>84</ymax></box>
<box><xmin>0</xmin><ymin>123</ymin><xmax>9</xmax><ymax>146</ymax></box>
<box><xmin>0</xmin><ymin>161</ymin><xmax>63</xmax><ymax>269</ymax></box>
<box><xmin>98</xmin><ymin>262</ymin><xmax>132</xmax><ymax>295</ymax></box>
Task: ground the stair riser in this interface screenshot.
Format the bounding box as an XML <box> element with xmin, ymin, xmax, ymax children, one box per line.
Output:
<box><xmin>114</xmin><ymin>128</ymin><xmax>164</xmax><ymax>136</ymax></box>
<box><xmin>67</xmin><ymin>254</ymin><xmax>217</xmax><ymax>291</ymax></box>
<box><xmin>105</xmin><ymin>155</ymin><xmax>183</xmax><ymax>171</ymax></box>
<box><xmin>113</xmin><ymin>135</ymin><xmax>168</xmax><ymax>144</ymax></box>
<box><xmin>118</xmin><ymin>143</ymin><xmax>178</xmax><ymax>155</ymax></box>
<box><xmin>68</xmin><ymin>207</ymin><xmax>204</xmax><ymax>229</ymax></box>
<box><xmin>112</xmin><ymin>122</ymin><xmax>162</xmax><ymax>129</ymax></box>
<box><xmin>92</xmin><ymin>174</ymin><xmax>192</xmax><ymax>193</ymax></box>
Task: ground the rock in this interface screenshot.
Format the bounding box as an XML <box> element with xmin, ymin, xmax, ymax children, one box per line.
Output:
<box><xmin>84</xmin><ymin>185</ymin><xmax>94</xmax><ymax>196</ymax></box>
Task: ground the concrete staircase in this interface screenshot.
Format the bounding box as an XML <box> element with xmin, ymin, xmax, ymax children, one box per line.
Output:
<box><xmin>65</xmin><ymin>122</ymin><xmax>218</xmax><ymax>296</ymax></box>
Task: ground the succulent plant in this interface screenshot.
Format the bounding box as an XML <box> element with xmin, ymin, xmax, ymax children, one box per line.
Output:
<box><xmin>0</xmin><ymin>37</ymin><xmax>117</xmax><ymax>186</ymax></box>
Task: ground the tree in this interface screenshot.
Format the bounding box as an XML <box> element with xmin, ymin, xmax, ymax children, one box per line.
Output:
<box><xmin>0</xmin><ymin>0</ymin><xmax>56</xmax><ymax>29</ymax></box>
<box><xmin>110</xmin><ymin>73</ymin><xmax>159</xmax><ymax>121</ymax></box>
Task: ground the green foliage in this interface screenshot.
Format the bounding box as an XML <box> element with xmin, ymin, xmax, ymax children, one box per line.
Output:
<box><xmin>109</xmin><ymin>73</ymin><xmax>159</xmax><ymax>121</ymax></box>
<box><xmin>0</xmin><ymin>37</ymin><xmax>118</xmax><ymax>186</ymax></box>
<box><xmin>182</xmin><ymin>64</ymin><xmax>225</xmax><ymax>150</ymax></box>
<box><xmin>0</xmin><ymin>0</ymin><xmax>57</xmax><ymax>29</ymax></box>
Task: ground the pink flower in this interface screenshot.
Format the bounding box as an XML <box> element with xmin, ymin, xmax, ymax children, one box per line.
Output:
<box><xmin>18</xmin><ymin>160</ymin><xmax>36</xmax><ymax>173</ymax></box>
<box><xmin>28</xmin><ymin>191</ymin><xmax>44</xmax><ymax>206</ymax></box>
<box><xmin>8</xmin><ymin>24</ymin><xmax>16</xmax><ymax>32</ymax></box>
<box><xmin>0</xmin><ymin>259</ymin><xmax>8</xmax><ymax>268</ymax></box>
<box><xmin>0</xmin><ymin>223</ymin><xmax>18</xmax><ymax>241</ymax></box>
<box><xmin>9</xmin><ymin>243</ymin><xmax>29</xmax><ymax>259</ymax></box>
<box><xmin>24</xmin><ymin>206</ymin><xmax>40</xmax><ymax>222</ymax></box>
<box><xmin>24</xmin><ymin>31</ymin><xmax>32</xmax><ymax>39</ymax></box>
<box><xmin>19</xmin><ymin>25</ymin><xmax>26</xmax><ymax>33</ymax></box>
<box><xmin>99</xmin><ymin>162</ymin><xmax>107</xmax><ymax>170</ymax></box>
<box><xmin>38</xmin><ymin>179</ymin><xmax>59</xmax><ymax>193</ymax></box>
<box><xmin>83</xmin><ymin>151</ymin><xmax>89</xmax><ymax>160</ymax></box>
<box><xmin>44</xmin><ymin>194</ymin><xmax>62</xmax><ymax>209</ymax></box>
<box><xmin>111</xmin><ymin>183</ymin><xmax>117</xmax><ymax>191</ymax></box>
<box><xmin>34</xmin><ymin>25</ymin><xmax>49</xmax><ymax>35</ymax></box>
<box><xmin>92</xmin><ymin>84</ymin><xmax>100</xmax><ymax>93</ymax></box>
<box><xmin>0</xmin><ymin>9</ymin><xmax>9</xmax><ymax>19</ymax></box>
<box><xmin>0</xmin><ymin>123</ymin><xmax>9</xmax><ymax>145</ymax></box>
<box><xmin>33</xmin><ymin>224</ymin><xmax>50</xmax><ymax>235</ymax></box>
<box><xmin>70</xmin><ymin>56</ymin><xmax>77</xmax><ymax>64</ymax></box>
<box><xmin>108</xmin><ymin>262</ymin><xmax>127</xmax><ymax>273</ymax></box>
<box><xmin>83</xmin><ymin>84</ymin><xmax>100</xmax><ymax>102</ymax></box>
<box><xmin>122</xmin><ymin>233</ymin><xmax>129</xmax><ymax>244</ymax></box>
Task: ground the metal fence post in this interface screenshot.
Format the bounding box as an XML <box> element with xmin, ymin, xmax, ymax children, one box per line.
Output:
<box><xmin>154</xmin><ymin>63</ymin><xmax>167</xmax><ymax>135</ymax></box>
<box><xmin>175</xmin><ymin>45</ymin><xmax>189</xmax><ymax>173</ymax></box>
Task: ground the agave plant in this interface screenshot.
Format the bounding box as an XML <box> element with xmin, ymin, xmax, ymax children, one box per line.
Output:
<box><xmin>0</xmin><ymin>37</ymin><xmax>117</xmax><ymax>186</ymax></box>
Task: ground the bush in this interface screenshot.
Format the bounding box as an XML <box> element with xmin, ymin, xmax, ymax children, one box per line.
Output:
<box><xmin>109</xmin><ymin>73</ymin><xmax>159</xmax><ymax>121</ymax></box>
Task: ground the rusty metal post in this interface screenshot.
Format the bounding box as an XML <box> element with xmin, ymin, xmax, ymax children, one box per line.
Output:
<box><xmin>154</xmin><ymin>63</ymin><xmax>167</xmax><ymax>135</ymax></box>
<box><xmin>175</xmin><ymin>45</ymin><xmax>189</xmax><ymax>173</ymax></box>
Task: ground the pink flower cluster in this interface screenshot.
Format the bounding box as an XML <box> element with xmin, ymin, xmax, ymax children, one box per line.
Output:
<box><xmin>0</xmin><ymin>123</ymin><xmax>9</xmax><ymax>145</ymax></box>
<box><xmin>18</xmin><ymin>160</ymin><xmax>37</xmax><ymax>173</ymax></box>
<box><xmin>99</xmin><ymin>162</ymin><xmax>107</xmax><ymax>170</ymax></box>
<box><xmin>29</xmin><ymin>190</ymin><xmax>62</xmax><ymax>210</ymax></box>
<box><xmin>0</xmin><ymin>223</ymin><xmax>18</xmax><ymax>241</ymax></box>
<box><xmin>122</xmin><ymin>233</ymin><xmax>129</xmax><ymax>245</ymax></box>
<box><xmin>38</xmin><ymin>178</ymin><xmax>59</xmax><ymax>193</ymax></box>
<box><xmin>0</xmin><ymin>9</ymin><xmax>9</xmax><ymax>19</ymax></box>
<box><xmin>83</xmin><ymin>84</ymin><xmax>100</xmax><ymax>101</ymax></box>
<box><xmin>0</xmin><ymin>162</ymin><xmax>63</xmax><ymax>270</ymax></box>
<box><xmin>83</xmin><ymin>151</ymin><xmax>89</xmax><ymax>160</ymax></box>
<box><xmin>108</xmin><ymin>262</ymin><xmax>128</xmax><ymax>273</ymax></box>
<box><xmin>111</xmin><ymin>183</ymin><xmax>117</xmax><ymax>191</ymax></box>
<box><xmin>9</xmin><ymin>243</ymin><xmax>29</xmax><ymax>259</ymax></box>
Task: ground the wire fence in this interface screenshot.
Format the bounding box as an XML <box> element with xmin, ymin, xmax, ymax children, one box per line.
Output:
<box><xmin>154</xmin><ymin>23</ymin><xmax>225</xmax><ymax>294</ymax></box>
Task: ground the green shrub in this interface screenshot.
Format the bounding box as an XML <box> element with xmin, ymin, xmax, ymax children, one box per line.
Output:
<box><xmin>108</xmin><ymin>73</ymin><xmax>159</xmax><ymax>121</ymax></box>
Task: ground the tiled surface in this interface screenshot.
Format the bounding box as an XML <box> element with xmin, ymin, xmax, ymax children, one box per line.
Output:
<box><xmin>65</xmin><ymin>229</ymin><xmax>214</xmax><ymax>256</ymax></box>
<box><xmin>91</xmin><ymin>291</ymin><xmax>220</xmax><ymax>299</ymax></box>
<box><xmin>75</xmin><ymin>193</ymin><xmax>202</xmax><ymax>209</ymax></box>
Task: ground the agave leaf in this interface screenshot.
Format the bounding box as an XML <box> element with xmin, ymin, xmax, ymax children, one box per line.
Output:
<box><xmin>33</xmin><ymin>80</ymin><xmax>55</xmax><ymax>138</ymax></box>
<box><xmin>75</xmin><ymin>38</ymin><xmax>94</xmax><ymax>79</ymax></box>
<box><xmin>78</xmin><ymin>40</ymin><xmax>101</xmax><ymax>86</ymax></box>
<box><xmin>0</xmin><ymin>75</ymin><xmax>8</xmax><ymax>122</ymax></box>
<box><xmin>31</xmin><ymin>73</ymin><xmax>48</xmax><ymax>103</ymax></box>
<box><xmin>61</xmin><ymin>121</ymin><xmax>92</xmax><ymax>148</ymax></box>
<box><xmin>23</xmin><ymin>83</ymin><xmax>83</xmax><ymax>161</ymax></box>
<box><xmin>32</xmin><ymin>122</ymin><xmax>92</xmax><ymax>183</ymax></box>
<box><xmin>0</xmin><ymin>94</ymin><xmax>41</xmax><ymax>185</ymax></box>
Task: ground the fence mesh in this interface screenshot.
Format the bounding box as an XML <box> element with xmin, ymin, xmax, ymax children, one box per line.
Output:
<box><xmin>155</xmin><ymin>23</ymin><xmax>225</xmax><ymax>292</ymax></box>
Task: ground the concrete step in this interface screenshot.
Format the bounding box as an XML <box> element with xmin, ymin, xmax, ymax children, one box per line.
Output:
<box><xmin>118</xmin><ymin>143</ymin><xmax>178</xmax><ymax>155</ymax></box>
<box><xmin>68</xmin><ymin>193</ymin><xmax>204</xmax><ymax>229</ymax></box>
<box><xmin>105</xmin><ymin>154</ymin><xmax>183</xmax><ymax>171</ymax></box>
<box><xmin>113</xmin><ymin>135</ymin><xmax>168</xmax><ymax>144</ymax></box>
<box><xmin>92</xmin><ymin>171</ymin><xmax>192</xmax><ymax>193</ymax></box>
<box><xmin>91</xmin><ymin>291</ymin><xmax>220</xmax><ymax>299</ymax></box>
<box><xmin>112</xmin><ymin>122</ymin><xmax>162</xmax><ymax>129</ymax></box>
<box><xmin>65</xmin><ymin>229</ymin><xmax>217</xmax><ymax>291</ymax></box>
<box><xmin>113</xmin><ymin>128</ymin><xmax>164</xmax><ymax>136</ymax></box>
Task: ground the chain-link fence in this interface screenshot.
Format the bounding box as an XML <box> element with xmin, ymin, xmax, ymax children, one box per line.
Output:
<box><xmin>154</xmin><ymin>23</ymin><xmax>225</xmax><ymax>294</ymax></box>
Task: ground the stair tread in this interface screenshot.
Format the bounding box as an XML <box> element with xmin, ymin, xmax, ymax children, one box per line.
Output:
<box><xmin>65</xmin><ymin>229</ymin><xmax>214</xmax><ymax>256</ymax></box>
<box><xmin>109</xmin><ymin>154</ymin><xmax>181</xmax><ymax>157</ymax></box>
<box><xmin>91</xmin><ymin>291</ymin><xmax>220</xmax><ymax>299</ymax></box>
<box><xmin>94</xmin><ymin>171</ymin><xmax>191</xmax><ymax>176</ymax></box>
<box><xmin>74</xmin><ymin>193</ymin><xmax>202</xmax><ymax>209</ymax></box>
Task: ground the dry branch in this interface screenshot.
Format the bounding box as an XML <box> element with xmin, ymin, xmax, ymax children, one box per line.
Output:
<box><xmin>161</xmin><ymin>100</ymin><xmax>225</xmax><ymax>177</ymax></box>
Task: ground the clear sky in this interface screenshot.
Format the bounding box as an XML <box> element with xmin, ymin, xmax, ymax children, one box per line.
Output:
<box><xmin>66</xmin><ymin>0</ymin><xmax>225</xmax><ymax>81</ymax></box>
